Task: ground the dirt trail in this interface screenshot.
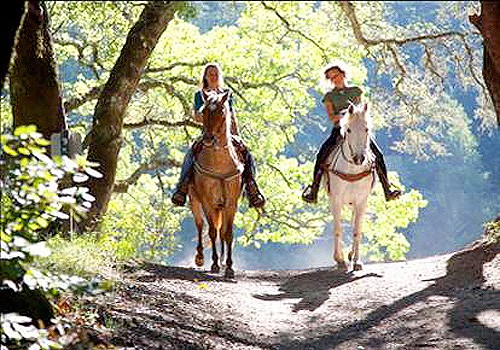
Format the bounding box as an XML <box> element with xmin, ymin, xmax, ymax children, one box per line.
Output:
<box><xmin>88</xmin><ymin>244</ymin><xmax>499</xmax><ymax>350</ymax></box>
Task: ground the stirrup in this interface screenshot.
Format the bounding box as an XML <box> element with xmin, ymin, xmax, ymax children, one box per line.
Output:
<box><xmin>248</xmin><ymin>190</ymin><xmax>265</xmax><ymax>208</ymax></box>
<box><xmin>171</xmin><ymin>191</ymin><xmax>187</xmax><ymax>206</ymax></box>
<box><xmin>249</xmin><ymin>195</ymin><xmax>265</xmax><ymax>208</ymax></box>
<box><xmin>385</xmin><ymin>189</ymin><xmax>402</xmax><ymax>201</ymax></box>
<box><xmin>302</xmin><ymin>185</ymin><xmax>318</xmax><ymax>204</ymax></box>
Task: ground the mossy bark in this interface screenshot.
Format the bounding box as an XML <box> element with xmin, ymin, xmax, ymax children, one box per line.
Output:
<box><xmin>9</xmin><ymin>0</ymin><xmax>66</xmax><ymax>139</ymax></box>
<box><xmin>82</xmin><ymin>1</ymin><xmax>177</xmax><ymax>231</ymax></box>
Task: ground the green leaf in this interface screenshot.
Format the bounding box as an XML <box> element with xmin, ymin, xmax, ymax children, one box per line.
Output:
<box><xmin>13</xmin><ymin>125</ymin><xmax>37</xmax><ymax>136</ymax></box>
<box><xmin>2</xmin><ymin>144</ymin><xmax>18</xmax><ymax>156</ymax></box>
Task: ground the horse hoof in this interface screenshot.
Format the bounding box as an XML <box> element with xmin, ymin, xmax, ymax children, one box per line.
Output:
<box><xmin>337</xmin><ymin>262</ymin><xmax>348</xmax><ymax>271</ymax></box>
<box><xmin>211</xmin><ymin>264</ymin><xmax>220</xmax><ymax>273</ymax></box>
<box><xmin>195</xmin><ymin>255</ymin><xmax>204</xmax><ymax>267</ymax></box>
<box><xmin>353</xmin><ymin>263</ymin><xmax>363</xmax><ymax>271</ymax></box>
<box><xmin>224</xmin><ymin>269</ymin><xmax>235</xmax><ymax>279</ymax></box>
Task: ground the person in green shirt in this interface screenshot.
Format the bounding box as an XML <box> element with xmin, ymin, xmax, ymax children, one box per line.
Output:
<box><xmin>171</xmin><ymin>63</ymin><xmax>265</xmax><ymax>209</ymax></box>
<box><xmin>302</xmin><ymin>62</ymin><xmax>402</xmax><ymax>203</ymax></box>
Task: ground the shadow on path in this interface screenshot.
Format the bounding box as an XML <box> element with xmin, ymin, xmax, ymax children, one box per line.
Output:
<box><xmin>128</xmin><ymin>263</ymin><xmax>235</xmax><ymax>283</ymax></box>
<box><xmin>253</xmin><ymin>268</ymin><xmax>382</xmax><ymax>312</ymax></box>
<box><xmin>278</xmin><ymin>240</ymin><xmax>499</xmax><ymax>349</ymax></box>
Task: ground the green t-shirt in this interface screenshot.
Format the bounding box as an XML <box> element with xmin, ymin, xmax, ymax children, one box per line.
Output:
<box><xmin>322</xmin><ymin>86</ymin><xmax>363</xmax><ymax>115</ymax></box>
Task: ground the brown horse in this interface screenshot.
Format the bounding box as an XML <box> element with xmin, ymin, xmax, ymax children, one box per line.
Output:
<box><xmin>188</xmin><ymin>90</ymin><xmax>243</xmax><ymax>278</ymax></box>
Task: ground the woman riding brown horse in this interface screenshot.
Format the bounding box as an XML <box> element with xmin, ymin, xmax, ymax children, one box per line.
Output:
<box><xmin>188</xmin><ymin>89</ymin><xmax>242</xmax><ymax>278</ymax></box>
<box><xmin>171</xmin><ymin>63</ymin><xmax>265</xmax><ymax>209</ymax></box>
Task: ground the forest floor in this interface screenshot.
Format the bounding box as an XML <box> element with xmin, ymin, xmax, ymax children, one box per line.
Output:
<box><xmin>65</xmin><ymin>240</ymin><xmax>499</xmax><ymax>350</ymax></box>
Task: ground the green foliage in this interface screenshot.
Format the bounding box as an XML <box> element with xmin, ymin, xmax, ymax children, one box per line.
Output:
<box><xmin>1</xmin><ymin>313</ymin><xmax>60</xmax><ymax>349</ymax></box>
<box><xmin>35</xmin><ymin>234</ymin><xmax>115</xmax><ymax>279</ymax></box>
<box><xmin>484</xmin><ymin>218</ymin><xmax>499</xmax><ymax>244</ymax></box>
<box><xmin>362</xmin><ymin>172</ymin><xmax>428</xmax><ymax>261</ymax></box>
<box><xmin>99</xmin><ymin>176</ymin><xmax>181</xmax><ymax>262</ymax></box>
<box><xmin>0</xmin><ymin>125</ymin><xmax>99</xmax><ymax>349</ymax></box>
<box><xmin>355</xmin><ymin>1</ymin><xmax>488</xmax><ymax>158</ymax></box>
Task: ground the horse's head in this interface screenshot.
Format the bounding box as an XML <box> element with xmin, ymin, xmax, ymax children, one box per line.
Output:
<box><xmin>340</xmin><ymin>103</ymin><xmax>372</xmax><ymax>166</ymax></box>
<box><xmin>202</xmin><ymin>90</ymin><xmax>231</xmax><ymax>143</ymax></box>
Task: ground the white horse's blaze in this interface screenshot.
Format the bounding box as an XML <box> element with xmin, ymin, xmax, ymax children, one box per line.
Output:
<box><xmin>325</xmin><ymin>103</ymin><xmax>374</xmax><ymax>271</ymax></box>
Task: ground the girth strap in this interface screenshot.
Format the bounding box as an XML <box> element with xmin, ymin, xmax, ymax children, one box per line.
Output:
<box><xmin>331</xmin><ymin>169</ymin><xmax>373</xmax><ymax>182</ymax></box>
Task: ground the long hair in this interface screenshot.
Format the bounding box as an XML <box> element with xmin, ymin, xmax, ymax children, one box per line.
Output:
<box><xmin>319</xmin><ymin>60</ymin><xmax>352</xmax><ymax>93</ymax></box>
<box><xmin>199</xmin><ymin>62</ymin><xmax>225</xmax><ymax>89</ymax></box>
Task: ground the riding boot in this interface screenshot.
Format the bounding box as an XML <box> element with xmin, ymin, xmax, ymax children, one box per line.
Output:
<box><xmin>374</xmin><ymin>156</ymin><xmax>402</xmax><ymax>201</ymax></box>
<box><xmin>302</xmin><ymin>126</ymin><xmax>341</xmax><ymax>204</ymax></box>
<box><xmin>232</xmin><ymin>137</ymin><xmax>265</xmax><ymax>208</ymax></box>
<box><xmin>302</xmin><ymin>169</ymin><xmax>323</xmax><ymax>204</ymax></box>
<box><xmin>171</xmin><ymin>149</ymin><xmax>195</xmax><ymax>206</ymax></box>
<box><xmin>242</xmin><ymin>152</ymin><xmax>265</xmax><ymax>208</ymax></box>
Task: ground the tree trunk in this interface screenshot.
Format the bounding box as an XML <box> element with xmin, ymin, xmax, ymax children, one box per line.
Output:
<box><xmin>470</xmin><ymin>2</ymin><xmax>500</xmax><ymax>126</ymax></box>
<box><xmin>82</xmin><ymin>1</ymin><xmax>176</xmax><ymax>231</ymax></box>
<box><xmin>0</xmin><ymin>0</ymin><xmax>26</xmax><ymax>91</ymax></box>
<box><xmin>9</xmin><ymin>0</ymin><xmax>66</xmax><ymax>139</ymax></box>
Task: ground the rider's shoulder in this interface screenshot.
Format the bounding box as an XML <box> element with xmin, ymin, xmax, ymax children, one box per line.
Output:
<box><xmin>322</xmin><ymin>90</ymin><xmax>334</xmax><ymax>103</ymax></box>
<box><xmin>222</xmin><ymin>87</ymin><xmax>233</xmax><ymax>95</ymax></box>
<box><xmin>347</xmin><ymin>85</ymin><xmax>363</xmax><ymax>95</ymax></box>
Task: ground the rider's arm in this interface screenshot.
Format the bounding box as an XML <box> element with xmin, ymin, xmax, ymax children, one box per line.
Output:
<box><xmin>228</xmin><ymin>94</ymin><xmax>240</xmax><ymax>135</ymax></box>
<box><xmin>351</xmin><ymin>86</ymin><xmax>363</xmax><ymax>104</ymax></box>
<box><xmin>324</xmin><ymin>99</ymin><xmax>341</xmax><ymax>125</ymax></box>
<box><xmin>193</xmin><ymin>91</ymin><xmax>204</xmax><ymax>123</ymax></box>
<box><xmin>194</xmin><ymin>109</ymin><xmax>203</xmax><ymax>123</ymax></box>
<box><xmin>230</xmin><ymin>113</ymin><xmax>240</xmax><ymax>136</ymax></box>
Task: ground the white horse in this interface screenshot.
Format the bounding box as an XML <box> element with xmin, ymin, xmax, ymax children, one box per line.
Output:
<box><xmin>325</xmin><ymin>103</ymin><xmax>375</xmax><ymax>271</ymax></box>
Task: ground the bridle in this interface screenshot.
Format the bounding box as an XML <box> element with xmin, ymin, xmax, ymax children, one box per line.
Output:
<box><xmin>328</xmin><ymin>118</ymin><xmax>374</xmax><ymax>183</ymax></box>
<box><xmin>195</xmin><ymin>91</ymin><xmax>244</xmax><ymax>199</ymax></box>
<box><xmin>340</xmin><ymin>131</ymin><xmax>358</xmax><ymax>165</ymax></box>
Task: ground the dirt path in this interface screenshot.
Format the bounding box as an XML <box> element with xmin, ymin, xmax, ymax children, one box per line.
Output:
<box><xmin>87</xmin><ymin>244</ymin><xmax>499</xmax><ymax>350</ymax></box>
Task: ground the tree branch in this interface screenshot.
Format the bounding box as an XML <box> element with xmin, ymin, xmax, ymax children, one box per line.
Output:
<box><xmin>338</xmin><ymin>1</ymin><xmax>477</xmax><ymax>48</ymax></box>
<box><xmin>146</xmin><ymin>60</ymin><xmax>209</xmax><ymax>73</ymax></box>
<box><xmin>64</xmin><ymin>86</ymin><xmax>103</xmax><ymax>112</ymax></box>
<box><xmin>123</xmin><ymin>118</ymin><xmax>201</xmax><ymax>129</ymax></box>
<box><xmin>113</xmin><ymin>157</ymin><xmax>182</xmax><ymax>193</ymax></box>
<box><xmin>260</xmin><ymin>1</ymin><xmax>328</xmax><ymax>63</ymax></box>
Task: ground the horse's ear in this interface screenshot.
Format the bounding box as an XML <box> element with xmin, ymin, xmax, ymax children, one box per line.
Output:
<box><xmin>363</xmin><ymin>103</ymin><xmax>368</xmax><ymax>113</ymax></box>
<box><xmin>348</xmin><ymin>104</ymin><xmax>354</xmax><ymax>114</ymax></box>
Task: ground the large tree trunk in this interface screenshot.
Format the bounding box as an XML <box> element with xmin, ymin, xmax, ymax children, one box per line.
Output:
<box><xmin>470</xmin><ymin>2</ymin><xmax>500</xmax><ymax>126</ymax></box>
<box><xmin>3</xmin><ymin>0</ymin><xmax>60</xmax><ymax>326</ymax></box>
<box><xmin>82</xmin><ymin>1</ymin><xmax>176</xmax><ymax>231</ymax></box>
<box><xmin>9</xmin><ymin>0</ymin><xmax>66</xmax><ymax>139</ymax></box>
<box><xmin>0</xmin><ymin>0</ymin><xmax>26</xmax><ymax>91</ymax></box>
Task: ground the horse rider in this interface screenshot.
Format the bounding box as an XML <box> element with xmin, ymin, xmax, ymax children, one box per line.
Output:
<box><xmin>171</xmin><ymin>63</ymin><xmax>266</xmax><ymax>209</ymax></box>
<box><xmin>302</xmin><ymin>61</ymin><xmax>402</xmax><ymax>204</ymax></box>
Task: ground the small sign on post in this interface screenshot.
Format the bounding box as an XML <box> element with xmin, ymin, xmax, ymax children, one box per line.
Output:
<box><xmin>50</xmin><ymin>129</ymin><xmax>83</xmax><ymax>238</ymax></box>
<box><xmin>50</xmin><ymin>130</ymin><xmax>82</xmax><ymax>159</ymax></box>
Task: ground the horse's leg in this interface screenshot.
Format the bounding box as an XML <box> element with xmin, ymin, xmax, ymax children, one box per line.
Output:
<box><xmin>350</xmin><ymin>201</ymin><xmax>367</xmax><ymax>271</ymax></box>
<box><xmin>221</xmin><ymin>207</ymin><xmax>237</xmax><ymax>279</ymax></box>
<box><xmin>191</xmin><ymin>195</ymin><xmax>205</xmax><ymax>267</ymax></box>
<box><xmin>220</xmin><ymin>239</ymin><xmax>225</xmax><ymax>268</ymax></box>
<box><xmin>332</xmin><ymin>202</ymin><xmax>348</xmax><ymax>270</ymax></box>
<box><xmin>208</xmin><ymin>210</ymin><xmax>222</xmax><ymax>273</ymax></box>
<box><xmin>208</xmin><ymin>223</ymin><xmax>219</xmax><ymax>273</ymax></box>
